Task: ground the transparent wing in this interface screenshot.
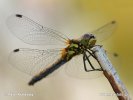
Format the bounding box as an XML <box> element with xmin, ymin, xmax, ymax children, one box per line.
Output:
<box><xmin>106</xmin><ymin>51</ymin><xmax>121</xmax><ymax>71</ymax></box>
<box><xmin>6</xmin><ymin>14</ymin><xmax>69</xmax><ymax>46</ymax></box>
<box><xmin>65</xmin><ymin>54</ymin><xmax>103</xmax><ymax>79</ymax></box>
<box><xmin>64</xmin><ymin>51</ymin><xmax>120</xmax><ymax>79</ymax></box>
<box><xmin>9</xmin><ymin>48</ymin><xmax>62</xmax><ymax>76</ymax></box>
<box><xmin>91</xmin><ymin>21</ymin><xmax>117</xmax><ymax>42</ymax></box>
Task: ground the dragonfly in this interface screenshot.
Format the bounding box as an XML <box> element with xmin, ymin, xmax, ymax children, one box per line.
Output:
<box><xmin>6</xmin><ymin>14</ymin><xmax>117</xmax><ymax>86</ymax></box>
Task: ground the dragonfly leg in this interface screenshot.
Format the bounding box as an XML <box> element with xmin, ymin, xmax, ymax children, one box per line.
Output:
<box><xmin>87</xmin><ymin>49</ymin><xmax>104</xmax><ymax>70</ymax></box>
<box><xmin>94</xmin><ymin>68</ymin><xmax>103</xmax><ymax>71</ymax></box>
<box><xmin>86</xmin><ymin>49</ymin><xmax>97</xmax><ymax>59</ymax></box>
<box><xmin>83</xmin><ymin>52</ymin><xmax>95</xmax><ymax>72</ymax></box>
<box><xmin>94</xmin><ymin>45</ymin><xmax>103</xmax><ymax>47</ymax></box>
<box><xmin>83</xmin><ymin>53</ymin><xmax>91</xmax><ymax>71</ymax></box>
<box><xmin>83</xmin><ymin>50</ymin><xmax>103</xmax><ymax>72</ymax></box>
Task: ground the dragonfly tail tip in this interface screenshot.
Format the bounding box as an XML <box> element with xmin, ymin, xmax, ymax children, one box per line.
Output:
<box><xmin>28</xmin><ymin>82</ymin><xmax>34</xmax><ymax>86</ymax></box>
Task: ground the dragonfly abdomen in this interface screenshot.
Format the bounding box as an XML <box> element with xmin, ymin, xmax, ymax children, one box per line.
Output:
<box><xmin>28</xmin><ymin>58</ymin><xmax>67</xmax><ymax>85</ymax></box>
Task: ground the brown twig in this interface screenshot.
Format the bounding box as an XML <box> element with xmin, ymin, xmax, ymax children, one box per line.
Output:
<box><xmin>92</xmin><ymin>46</ymin><xmax>131</xmax><ymax>100</ymax></box>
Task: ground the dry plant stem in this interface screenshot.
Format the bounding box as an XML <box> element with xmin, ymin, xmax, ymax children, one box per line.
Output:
<box><xmin>92</xmin><ymin>46</ymin><xmax>131</xmax><ymax>100</ymax></box>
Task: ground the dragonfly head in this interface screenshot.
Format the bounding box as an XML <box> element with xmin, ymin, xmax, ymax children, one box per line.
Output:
<box><xmin>80</xmin><ymin>33</ymin><xmax>96</xmax><ymax>48</ymax></box>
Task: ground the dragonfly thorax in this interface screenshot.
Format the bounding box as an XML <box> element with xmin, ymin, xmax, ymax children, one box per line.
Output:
<box><xmin>65</xmin><ymin>33</ymin><xmax>96</xmax><ymax>61</ymax></box>
<box><xmin>65</xmin><ymin>42</ymin><xmax>82</xmax><ymax>60</ymax></box>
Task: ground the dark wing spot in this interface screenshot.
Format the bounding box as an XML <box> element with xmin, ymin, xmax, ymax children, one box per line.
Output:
<box><xmin>113</xmin><ymin>53</ymin><xmax>118</xmax><ymax>57</ymax></box>
<box><xmin>14</xmin><ymin>49</ymin><xmax>19</xmax><ymax>52</ymax></box>
<box><xmin>112</xmin><ymin>20</ymin><xmax>116</xmax><ymax>24</ymax></box>
<box><xmin>16</xmin><ymin>14</ymin><xmax>22</xmax><ymax>18</ymax></box>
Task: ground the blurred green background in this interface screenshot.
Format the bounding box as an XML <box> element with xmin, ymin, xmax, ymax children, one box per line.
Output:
<box><xmin>0</xmin><ymin>0</ymin><xmax>133</xmax><ymax>100</ymax></box>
